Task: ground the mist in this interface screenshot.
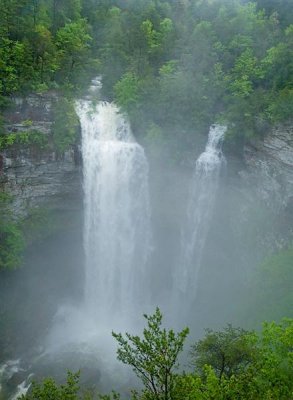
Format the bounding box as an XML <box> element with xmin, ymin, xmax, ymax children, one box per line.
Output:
<box><xmin>0</xmin><ymin>0</ymin><xmax>292</xmax><ymax>398</ymax></box>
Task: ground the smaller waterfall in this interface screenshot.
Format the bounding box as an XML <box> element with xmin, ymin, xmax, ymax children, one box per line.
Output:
<box><xmin>176</xmin><ymin>124</ymin><xmax>226</xmax><ymax>298</ymax></box>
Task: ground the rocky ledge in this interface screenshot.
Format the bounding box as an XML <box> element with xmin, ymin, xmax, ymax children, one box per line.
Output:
<box><xmin>0</xmin><ymin>93</ymin><xmax>82</xmax><ymax>218</ymax></box>
<box><xmin>241</xmin><ymin>123</ymin><xmax>293</xmax><ymax>212</ymax></box>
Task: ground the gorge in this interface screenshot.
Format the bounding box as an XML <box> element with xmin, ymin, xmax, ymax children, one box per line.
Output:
<box><xmin>0</xmin><ymin>0</ymin><xmax>292</xmax><ymax>398</ymax></box>
<box><xmin>0</xmin><ymin>80</ymin><xmax>292</xmax><ymax>399</ymax></box>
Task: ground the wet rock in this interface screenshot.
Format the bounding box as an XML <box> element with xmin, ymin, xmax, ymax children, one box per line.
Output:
<box><xmin>241</xmin><ymin>123</ymin><xmax>293</xmax><ymax>211</ymax></box>
<box><xmin>231</xmin><ymin>123</ymin><xmax>293</xmax><ymax>255</ymax></box>
<box><xmin>6</xmin><ymin>371</ymin><xmax>27</xmax><ymax>389</ymax></box>
<box><xmin>1</xmin><ymin>93</ymin><xmax>82</xmax><ymax>218</ymax></box>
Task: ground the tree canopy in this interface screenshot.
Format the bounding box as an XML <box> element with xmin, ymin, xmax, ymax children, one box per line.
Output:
<box><xmin>0</xmin><ymin>0</ymin><xmax>292</xmax><ymax>151</ymax></box>
<box><xmin>21</xmin><ymin>311</ymin><xmax>293</xmax><ymax>400</ymax></box>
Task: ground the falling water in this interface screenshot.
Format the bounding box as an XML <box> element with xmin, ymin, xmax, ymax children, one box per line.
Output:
<box><xmin>176</xmin><ymin>124</ymin><xmax>226</xmax><ymax>299</ymax></box>
<box><xmin>76</xmin><ymin>98</ymin><xmax>151</xmax><ymax>325</ymax></box>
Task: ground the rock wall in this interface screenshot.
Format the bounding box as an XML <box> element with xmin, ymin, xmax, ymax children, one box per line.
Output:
<box><xmin>231</xmin><ymin>123</ymin><xmax>293</xmax><ymax>256</ymax></box>
<box><xmin>1</xmin><ymin>94</ymin><xmax>292</xmax><ymax>246</ymax></box>
<box><xmin>241</xmin><ymin>123</ymin><xmax>293</xmax><ymax>212</ymax></box>
<box><xmin>0</xmin><ymin>94</ymin><xmax>82</xmax><ymax>218</ymax></box>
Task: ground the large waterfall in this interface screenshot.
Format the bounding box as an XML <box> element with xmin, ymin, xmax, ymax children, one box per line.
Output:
<box><xmin>76</xmin><ymin>99</ymin><xmax>151</xmax><ymax>324</ymax></box>
<box><xmin>176</xmin><ymin>124</ymin><xmax>226</xmax><ymax>299</ymax></box>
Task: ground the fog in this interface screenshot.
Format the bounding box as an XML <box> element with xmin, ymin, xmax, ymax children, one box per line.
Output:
<box><xmin>0</xmin><ymin>1</ymin><xmax>291</xmax><ymax>394</ymax></box>
<box><xmin>1</xmin><ymin>76</ymin><xmax>285</xmax><ymax>399</ymax></box>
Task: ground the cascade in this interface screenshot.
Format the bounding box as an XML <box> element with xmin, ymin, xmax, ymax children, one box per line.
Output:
<box><xmin>0</xmin><ymin>82</ymin><xmax>152</xmax><ymax>399</ymax></box>
<box><xmin>176</xmin><ymin>124</ymin><xmax>226</xmax><ymax>299</ymax></box>
<box><xmin>76</xmin><ymin>94</ymin><xmax>151</xmax><ymax>325</ymax></box>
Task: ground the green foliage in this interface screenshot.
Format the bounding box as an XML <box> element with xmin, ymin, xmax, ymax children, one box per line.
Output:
<box><xmin>245</xmin><ymin>245</ymin><xmax>293</xmax><ymax>323</ymax></box>
<box><xmin>0</xmin><ymin>193</ymin><xmax>25</xmax><ymax>270</ymax></box>
<box><xmin>173</xmin><ymin>319</ymin><xmax>293</xmax><ymax>400</ymax></box>
<box><xmin>0</xmin><ymin>221</ymin><xmax>25</xmax><ymax>270</ymax></box>
<box><xmin>0</xmin><ymin>38</ymin><xmax>34</xmax><ymax>95</ymax></box>
<box><xmin>268</xmin><ymin>88</ymin><xmax>293</xmax><ymax>122</ymax></box>
<box><xmin>52</xmin><ymin>97</ymin><xmax>79</xmax><ymax>153</ymax></box>
<box><xmin>30</xmin><ymin>24</ymin><xmax>59</xmax><ymax>86</ymax></box>
<box><xmin>190</xmin><ymin>325</ymin><xmax>255</xmax><ymax>380</ymax></box>
<box><xmin>114</xmin><ymin>72</ymin><xmax>140</xmax><ymax>112</ymax></box>
<box><xmin>112</xmin><ymin>307</ymin><xmax>189</xmax><ymax>400</ymax></box>
<box><xmin>254</xmin><ymin>319</ymin><xmax>293</xmax><ymax>399</ymax></box>
<box><xmin>1</xmin><ymin>0</ymin><xmax>292</xmax><ymax>153</ymax></box>
<box><xmin>99</xmin><ymin>0</ymin><xmax>293</xmax><ymax>153</ymax></box>
<box><xmin>0</xmin><ymin>130</ymin><xmax>48</xmax><ymax>150</ymax></box>
<box><xmin>55</xmin><ymin>19</ymin><xmax>92</xmax><ymax>83</ymax></box>
<box><xmin>98</xmin><ymin>392</ymin><xmax>120</xmax><ymax>400</ymax></box>
<box><xmin>20</xmin><ymin>371</ymin><xmax>80</xmax><ymax>400</ymax></box>
<box><xmin>0</xmin><ymin>0</ymin><xmax>93</xmax><ymax>102</ymax></box>
<box><xmin>13</xmin><ymin>313</ymin><xmax>293</xmax><ymax>400</ymax></box>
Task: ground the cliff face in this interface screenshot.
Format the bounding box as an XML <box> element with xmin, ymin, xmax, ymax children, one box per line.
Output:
<box><xmin>0</xmin><ymin>94</ymin><xmax>82</xmax><ymax>218</ymax></box>
<box><xmin>230</xmin><ymin>123</ymin><xmax>293</xmax><ymax>257</ymax></box>
<box><xmin>1</xmin><ymin>95</ymin><xmax>292</xmax><ymax>248</ymax></box>
<box><xmin>242</xmin><ymin>124</ymin><xmax>293</xmax><ymax>212</ymax></box>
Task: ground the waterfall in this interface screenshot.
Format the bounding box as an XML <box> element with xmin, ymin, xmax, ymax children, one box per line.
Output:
<box><xmin>76</xmin><ymin>98</ymin><xmax>151</xmax><ymax>324</ymax></box>
<box><xmin>176</xmin><ymin>124</ymin><xmax>226</xmax><ymax>298</ymax></box>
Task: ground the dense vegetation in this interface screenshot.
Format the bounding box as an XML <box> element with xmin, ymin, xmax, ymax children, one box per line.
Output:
<box><xmin>242</xmin><ymin>244</ymin><xmax>293</xmax><ymax>324</ymax></box>
<box><xmin>21</xmin><ymin>309</ymin><xmax>293</xmax><ymax>400</ymax></box>
<box><xmin>0</xmin><ymin>0</ymin><xmax>292</xmax><ymax>148</ymax></box>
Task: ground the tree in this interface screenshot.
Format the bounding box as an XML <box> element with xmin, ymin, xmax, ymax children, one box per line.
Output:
<box><xmin>0</xmin><ymin>38</ymin><xmax>33</xmax><ymax>96</ymax></box>
<box><xmin>0</xmin><ymin>0</ymin><xmax>31</xmax><ymax>39</ymax></box>
<box><xmin>51</xmin><ymin>0</ymin><xmax>82</xmax><ymax>32</ymax></box>
<box><xmin>30</xmin><ymin>24</ymin><xmax>58</xmax><ymax>85</ymax></box>
<box><xmin>52</xmin><ymin>97</ymin><xmax>79</xmax><ymax>153</ymax></box>
<box><xmin>112</xmin><ymin>308</ymin><xmax>189</xmax><ymax>400</ymax></box>
<box><xmin>114</xmin><ymin>72</ymin><xmax>140</xmax><ymax>111</ymax></box>
<box><xmin>19</xmin><ymin>371</ymin><xmax>80</xmax><ymax>400</ymax></box>
<box><xmin>0</xmin><ymin>193</ymin><xmax>25</xmax><ymax>270</ymax></box>
<box><xmin>190</xmin><ymin>324</ymin><xmax>255</xmax><ymax>380</ymax></box>
<box><xmin>253</xmin><ymin>319</ymin><xmax>293</xmax><ymax>399</ymax></box>
<box><xmin>55</xmin><ymin>18</ymin><xmax>92</xmax><ymax>83</ymax></box>
<box><xmin>244</xmin><ymin>245</ymin><xmax>293</xmax><ymax>324</ymax></box>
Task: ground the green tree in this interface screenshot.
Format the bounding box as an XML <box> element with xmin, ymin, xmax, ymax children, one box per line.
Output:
<box><xmin>245</xmin><ymin>245</ymin><xmax>293</xmax><ymax>324</ymax></box>
<box><xmin>0</xmin><ymin>38</ymin><xmax>33</xmax><ymax>96</ymax></box>
<box><xmin>52</xmin><ymin>97</ymin><xmax>79</xmax><ymax>153</ymax></box>
<box><xmin>174</xmin><ymin>319</ymin><xmax>293</xmax><ymax>400</ymax></box>
<box><xmin>253</xmin><ymin>319</ymin><xmax>293</xmax><ymax>399</ymax></box>
<box><xmin>114</xmin><ymin>72</ymin><xmax>140</xmax><ymax>111</ymax></box>
<box><xmin>190</xmin><ymin>325</ymin><xmax>255</xmax><ymax>380</ymax></box>
<box><xmin>0</xmin><ymin>0</ymin><xmax>31</xmax><ymax>39</ymax></box>
<box><xmin>20</xmin><ymin>371</ymin><xmax>80</xmax><ymax>400</ymax></box>
<box><xmin>112</xmin><ymin>307</ymin><xmax>189</xmax><ymax>400</ymax></box>
<box><xmin>50</xmin><ymin>0</ymin><xmax>82</xmax><ymax>32</ymax></box>
<box><xmin>0</xmin><ymin>193</ymin><xmax>25</xmax><ymax>270</ymax></box>
<box><xmin>30</xmin><ymin>24</ymin><xmax>58</xmax><ymax>86</ymax></box>
<box><xmin>55</xmin><ymin>18</ymin><xmax>92</xmax><ymax>83</ymax></box>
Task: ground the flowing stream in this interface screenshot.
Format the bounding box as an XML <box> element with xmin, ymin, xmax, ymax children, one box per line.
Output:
<box><xmin>175</xmin><ymin>124</ymin><xmax>226</xmax><ymax>300</ymax></box>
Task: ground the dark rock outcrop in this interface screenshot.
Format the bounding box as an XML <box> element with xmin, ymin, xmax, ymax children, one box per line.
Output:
<box><xmin>0</xmin><ymin>94</ymin><xmax>82</xmax><ymax>218</ymax></box>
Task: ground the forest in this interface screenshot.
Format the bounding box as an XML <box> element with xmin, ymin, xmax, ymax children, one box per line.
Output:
<box><xmin>1</xmin><ymin>0</ymin><xmax>292</xmax><ymax>145</ymax></box>
<box><xmin>0</xmin><ymin>0</ymin><xmax>292</xmax><ymax>399</ymax></box>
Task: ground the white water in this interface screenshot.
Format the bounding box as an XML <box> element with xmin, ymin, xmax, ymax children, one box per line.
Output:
<box><xmin>0</xmin><ymin>360</ymin><xmax>31</xmax><ymax>400</ymax></box>
<box><xmin>76</xmin><ymin>98</ymin><xmax>151</xmax><ymax>326</ymax></box>
<box><xmin>176</xmin><ymin>124</ymin><xmax>226</xmax><ymax>298</ymax></box>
